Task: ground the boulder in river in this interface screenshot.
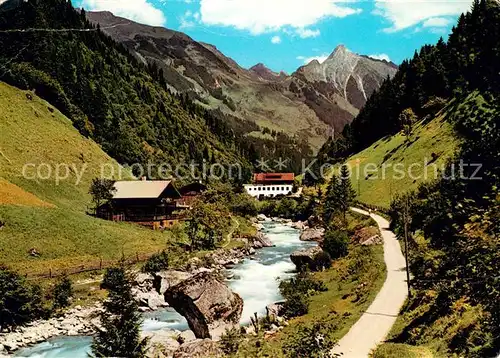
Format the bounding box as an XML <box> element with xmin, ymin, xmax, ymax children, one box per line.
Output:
<box><xmin>173</xmin><ymin>339</ymin><xmax>223</xmax><ymax>358</ymax></box>
<box><xmin>250</xmin><ymin>232</ymin><xmax>273</xmax><ymax>248</ymax></box>
<box><xmin>163</xmin><ymin>272</ymin><xmax>243</xmax><ymax>339</ymax></box>
<box><xmin>154</xmin><ymin>270</ymin><xmax>193</xmax><ymax>295</ymax></box>
<box><xmin>300</xmin><ymin>227</ymin><xmax>325</xmax><ymax>242</ymax></box>
<box><xmin>266</xmin><ymin>301</ymin><xmax>285</xmax><ymax>319</ymax></box>
<box><xmin>257</xmin><ymin>214</ymin><xmax>269</xmax><ymax>221</ymax></box>
<box><xmin>290</xmin><ymin>246</ymin><xmax>324</xmax><ymax>270</ymax></box>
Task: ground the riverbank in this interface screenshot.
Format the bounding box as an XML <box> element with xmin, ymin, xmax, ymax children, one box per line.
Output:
<box><xmin>1</xmin><ymin>218</ymin><xmax>309</xmax><ymax>357</ymax></box>
<box><xmin>233</xmin><ymin>211</ymin><xmax>387</xmax><ymax>357</ymax></box>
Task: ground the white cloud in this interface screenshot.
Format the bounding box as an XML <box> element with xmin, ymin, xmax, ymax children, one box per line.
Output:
<box><xmin>422</xmin><ymin>17</ymin><xmax>453</xmax><ymax>28</ymax></box>
<box><xmin>199</xmin><ymin>0</ymin><xmax>361</xmax><ymax>34</ymax></box>
<box><xmin>296</xmin><ymin>28</ymin><xmax>321</xmax><ymax>38</ymax></box>
<box><xmin>82</xmin><ymin>0</ymin><xmax>166</xmax><ymax>26</ymax></box>
<box><xmin>374</xmin><ymin>0</ymin><xmax>469</xmax><ymax>32</ymax></box>
<box><xmin>297</xmin><ymin>53</ymin><xmax>329</xmax><ymax>64</ymax></box>
<box><xmin>271</xmin><ymin>35</ymin><xmax>282</xmax><ymax>44</ymax></box>
<box><xmin>179</xmin><ymin>10</ymin><xmax>198</xmax><ymax>29</ymax></box>
<box><xmin>369</xmin><ymin>53</ymin><xmax>391</xmax><ymax>62</ymax></box>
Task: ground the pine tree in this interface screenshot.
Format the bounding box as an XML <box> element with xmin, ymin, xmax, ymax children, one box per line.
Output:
<box><xmin>91</xmin><ymin>267</ymin><xmax>149</xmax><ymax>358</ymax></box>
<box><xmin>323</xmin><ymin>174</ymin><xmax>339</xmax><ymax>226</ymax></box>
<box><xmin>323</xmin><ymin>166</ymin><xmax>356</xmax><ymax>227</ymax></box>
<box><xmin>337</xmin><ymin>165</ymin><xmax>356</xmax><ymax>226</ymax></box>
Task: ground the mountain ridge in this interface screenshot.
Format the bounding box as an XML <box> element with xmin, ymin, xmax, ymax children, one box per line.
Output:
<box><xmin>86</xmin><ymin>10</ymin><xmax>397</xmax><ymax>151</ymax></box>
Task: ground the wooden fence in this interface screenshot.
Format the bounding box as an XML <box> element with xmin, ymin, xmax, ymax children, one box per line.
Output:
<box><xmin>25</xmin><ymin>250</ymin><xmax>161</xmax><ymax>280</ymax></box>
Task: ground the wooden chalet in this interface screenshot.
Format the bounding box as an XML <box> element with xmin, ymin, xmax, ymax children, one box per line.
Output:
<box><xmin>176</xmin><ymin>182</ymin><xmax>207</xmax><ymax>208</ymax></box>
<box><xmin>97</xmin><ymin>180</ymin><xmax>183</xmax><ymax>230</ymax></box>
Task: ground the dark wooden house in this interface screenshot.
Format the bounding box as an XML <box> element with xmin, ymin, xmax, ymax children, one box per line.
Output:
<box><xmin>176</xmin><ymin>182</ymin><xmax>207</xmax><ymax>208</ymax></box>
<box><xmin>97</xmin><ymin>180</ymin><xmax>182</xmax><ymax>229</ymax></box>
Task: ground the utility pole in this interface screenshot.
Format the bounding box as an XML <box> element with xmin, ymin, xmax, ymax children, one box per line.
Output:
<box><xmin>403</xmin><ymin>196</ymin><xmax>412</xmax><ymax>298</ymax></box>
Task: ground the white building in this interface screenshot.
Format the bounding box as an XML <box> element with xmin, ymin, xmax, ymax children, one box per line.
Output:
<box><xmin>244</xmin><ymin>184</ymin><xmax>293</xmax><ymax>198</ymax></box>
<box><xmin>244</xmin><ymin>173</ymin><xmax>295</xmax><ymax>198</ymax></box>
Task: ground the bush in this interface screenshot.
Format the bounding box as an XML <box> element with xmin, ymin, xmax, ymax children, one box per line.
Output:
<box><xmin>0</xmin><ymin>266</ymin><xmax>46</xmax><ymax>330</ymax></box>
<box><xmin>230</xmin><ymin>194</ymin><xmax>258</xmax><ymax>217</ymax></box>
<box><xmin>219</xmin><ymin>327</ymin><xmax>242</xmax><ymax>355</ymax></box>
<box><xmin>309</xmin><ymin>251</ymin><xmax>332</xmax><ymax>272</ymax></box>
<box><xmin>53</xmin><ymin>276</ymin><xmax>73</xmax><ymax>309</ymax></box>
<box><xmin>282</xmin><ymin>293</ymin><xmax>310</xmax><ymax>318</ymax></box>
<box><xmin>279</xmin><ymin>272</ymin><xmax>327</xmax><ymax>318</ymax></box>
<box><xmin>322</xmin><ymin>230</ymin><xmax>349</xmax><ymax>260</ymax></box>
<box><xmin>280</xmin><ymin>271</ymin><xmax>327</xmax><ymax>297</ymax></box>
<box><xmin>282</xmin><ymin>321</ymin><xmax>338</xmax><ymax>358</ymax></box>
<box><xmin>142</xmin><ymin>251</ymin><xmax>169</xmax><ymax>273</ymax></box>
<box><xmin>100</xmin><ymin>267</ymin><xmax>126</xmax><ymax>291</ymax></box>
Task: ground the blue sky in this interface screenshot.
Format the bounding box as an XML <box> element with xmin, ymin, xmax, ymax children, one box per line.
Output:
<box><xmin>78</xmin><ymin>0</ymin><xmax>473</xmax><ymax>74</ymax></box>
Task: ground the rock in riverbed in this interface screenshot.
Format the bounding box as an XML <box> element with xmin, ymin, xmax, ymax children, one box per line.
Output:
<box><xmin>250</xmin><ymin>232</ymin><xmax>273</xmax><ymax>248</ymax></box>
<box><xmin>154</xmin><ymin>270</ymin><xmax>193</xmax><ymax>295</ymax></box>
<box><xmin>300</xmin><ymin>227</ymin><xmax>325</xmax><ymax>242</ymax></box>
<box><xmin>163</xmin><ymin>272</ymin><xmax>243</xmax><ymax>339</ymax></box>
<box><xmin>173</xmin><ymin>339</ymin><xmax>223</xmax><ymax>358</ymax></box>
<box><xmin>290</xmin><ymin>246</ymin><xmax>324</xmax><ymax>270</ymax></box>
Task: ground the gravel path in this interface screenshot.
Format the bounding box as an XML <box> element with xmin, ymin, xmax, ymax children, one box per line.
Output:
<box><xmin>332</xmin><ymin>208</ymin><xmax>408</xmax><ymax>357</ymax></box>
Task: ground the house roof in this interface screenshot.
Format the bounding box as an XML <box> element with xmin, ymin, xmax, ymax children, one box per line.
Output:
<box><xmin>179</xmin><ymin>182</ymin><xmax>207</xmax><ymax>195</ymax></box>
<box><xmin>112</xmin><ymin>180</ymin><xmax>178</xmax><ymax>199</ymax></box>
<box><xmin>253</xmin><ymin>173</ymin><xmax>295</xmax><ymax>183</ymax></box>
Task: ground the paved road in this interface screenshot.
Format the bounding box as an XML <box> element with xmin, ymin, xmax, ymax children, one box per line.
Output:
<box><xmin>332</xmin><ymin>208</ymin><xmax>408</xmax><ymax>357</ymax></box>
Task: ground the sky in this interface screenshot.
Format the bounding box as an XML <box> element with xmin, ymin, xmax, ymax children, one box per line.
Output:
<box><xmin>75</xmin><ymin>0</ymin><xmax>473</xmax><ymax>74</ymax></box>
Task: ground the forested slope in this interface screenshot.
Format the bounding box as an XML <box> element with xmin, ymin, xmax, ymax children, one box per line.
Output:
<box><xmin>318</xmin><ymin>0</ymin><xmax>500</xmax><ymax>162</ymax></box>
<box><xmin>319</xmin><ymin>1</ymin><xmax>500</xmax><ymax>356</ymax></box>
<box><xmin>0</xmin><ymin>0</ymin><xmax>255</xmax><ymax>180</ymax></box>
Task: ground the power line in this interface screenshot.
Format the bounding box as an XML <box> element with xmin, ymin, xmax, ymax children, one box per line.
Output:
<box><xmin>0</xmin><ymin>21</ymin><xmax>130</xmax><ymax>33</ymax></box>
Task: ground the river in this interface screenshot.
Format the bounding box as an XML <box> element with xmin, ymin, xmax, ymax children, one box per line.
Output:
<box><xmin>14</xmin><ymin>221</ymin><xmax>313</xmax><ymax>357</ymax></box>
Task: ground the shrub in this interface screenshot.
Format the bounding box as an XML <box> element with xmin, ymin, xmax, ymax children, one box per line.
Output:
<box><xmin>0</xmin><ymin>266</ymin><xmax>46</xmax><ymax>330</ymax></box>
<box><xmin>282</xmin><ymin>292</ymin><xmax>310</xmax><ymax>318</ymax></box>
<box><xmin>142</xmin><ymin>251</ymin><xmax>169</xmax><ymax>273</ymax></box>
<box><xmin>279</xmin><ymin>272</ymin><xmax>327</xmax><ymax>318</ymax></box>
<box><xmin>282</xmin><ymin>321</ymin><xmax>338</xmax><ymax>358</ymax></box>
<box><xmin>100</xmin><ymin>267</ymin><xmax>126</xmax><ymax>291</ymax></box>
<box><xmin>322</xmin><ymin>230</ymin><xmax>349</xmax><ymax>260</ymax></box>
<box><xmin>309</xmin><ymin>251</ymin><xmax>332</xmax><ymax>272</ymax></box>
<box><xmin>230</xmin><ymin>194</ymin><xmax>258</xmax><ymax>218</ymax></box>
<box><xmin>219</xmin><ymin>327</ymin><xmax>242</xmax><ymax>355</ymax></box>
<box><xmin>53</xmin><ymin>276</ymin><xmax>73</xmax><ymax>309</ymax></box>
<box><xmin>280</xmin><ymin>271</ymin><xmax>327</xmax><ymax>297</ymax></box>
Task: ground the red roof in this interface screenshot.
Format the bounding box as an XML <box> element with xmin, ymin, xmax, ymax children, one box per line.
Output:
<box><xmin>253</xmin><ymin>173</ymin><xmax>295</xmax><ymax>183</ymax></box>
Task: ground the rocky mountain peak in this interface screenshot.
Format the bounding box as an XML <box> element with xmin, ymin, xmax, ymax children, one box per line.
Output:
<box><xmin>329</xmin><ymin>44</ymin><xmax>349</xmax><ymax>58</ymax></box>
<box><xmin>250</xmin><ymin>63</ymin><xmax>285</xmax><ymax>81</ymax></box>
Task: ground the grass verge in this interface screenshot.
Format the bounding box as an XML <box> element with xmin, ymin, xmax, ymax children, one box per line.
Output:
<box><xmin>236</xmin><ymin>243</ymin><xmax>387</xmax><ymax>357</ymax></box>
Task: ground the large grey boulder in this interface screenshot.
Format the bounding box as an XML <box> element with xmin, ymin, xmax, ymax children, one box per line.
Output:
<box><xmin>266</xmin><ymin>301</ymin><xmax>285</xmax><ymax>319</ymax></box>
<box><xmin>290</xmin><ymin>246</ymin><xmax>323</xmax><ymax>270</ymax></box>
<box><xmin>173</xmin><ymin>339</ymin><xmax>223</xmax><ymax>358</ymax></box>
<box><xmin>163</xmin><ymin>272</ymin><xmax>243</xmax><ymax>339</ymax></box>
<box><xmin>250</xmin><ymin>232</ymin><xmax>273</xmax><ymax>248</ymax></box>
<box><xmin>154</xmin><ymin>270</ymin><xmax>193</xmax><ymax>295</ymax></box>
<box><xmin>300</xmin><ymin>228</ymin><xmax>325</xmax><ymax>242</ymax></box>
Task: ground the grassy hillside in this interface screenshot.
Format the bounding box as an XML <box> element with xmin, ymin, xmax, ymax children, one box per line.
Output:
<box><xmin>0</xmin><ymin>82</ymin><xmax>170</xmax><ymax>274</ymax></box>
<box><xmin>344</xmin><ymin>108</ymin><xmax>461</xmax><ymax>208</ymax></box>
<box><xmin>0</xmin><ymin>0</ymin><xmax>252</xmax><ymax>179</ymax></box>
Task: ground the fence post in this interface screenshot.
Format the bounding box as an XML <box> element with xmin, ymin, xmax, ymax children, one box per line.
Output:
<box><xmin>136</xmin><ymin>252</ymin><xmax>139</xmax><ymax>263</ymax></box>
<box><xmin>49</xmin><ymin>268</ymin><xmax>52</xmax><ymax>278</ymax></box>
